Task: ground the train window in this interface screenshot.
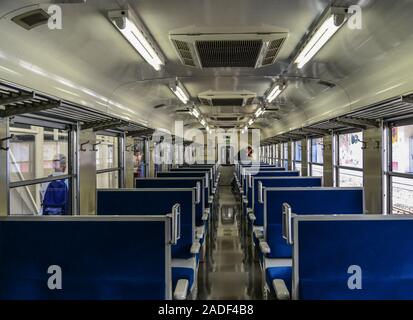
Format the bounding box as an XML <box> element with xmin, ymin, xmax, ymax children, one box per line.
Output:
<box><xmin>283</xmin><ymin>143</ymin><xmax>288</xmax><ymax>168</ymax></box>
<box><xmin>10</xmin><ymin>125</ymin><xmax>69</xmax><ymax>182</ymax></box>
<box><xmin>293</xmin><ymin>141</ymin><xmax>302</xmax><ymax>175</ymax></box>
<box><xmin>8</xmin><ymin>123</ymin><xmax>73</xmax><ymax>216</ymax></box>
<box><xmin>134</xmin><ymin>139</ymin><xmax>146</xmax><ymax>178</ymax></box>
<box><xmin>96</xmin><ymin>135</ymin><xmax>118</xmax><ymax>171</ymax></box>
<box><xmin>96</xmin><ymin>135</ymin><xmax>120</xmax><ymax>188</ymax></box>
<box><xmin>389</xmin><ymin>124</ymin><xmax>413</xmax><ymax>214</ymax></box>
<box><xmin>337</xmin><ymin>132</ymin><xmax>364</xmax><ymax>187</ymax></box>
<box><xmin>309</xmin><ymin>137</ymin><xmax>324</xmax><ymax>178</ymax></box>
<box><xmin>10</xmin><ymin>180</ymin><xmax>72</xmax><ymax>216</ymax></box>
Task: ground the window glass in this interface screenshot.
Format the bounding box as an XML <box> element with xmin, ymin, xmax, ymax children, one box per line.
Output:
<box><xmin>392</xmin><ymin>176</ymin><xmax>413</xmax><ymax>214</ymax></box>
<box><xmin>311</xmin><ymin>164</ymin><xmax>323</xmax><ymax>178</ymax></box>
<box><xmin>339</xmin><ymin>132</ymin><xmax>363</xmax><ymax>168</ymax></box>
<box><xmin>97</xmin><ymin>171</ymin><xmax>119</xmax><ymax>189</ymax></box>
<box><xmin>391</xmin><ymin>124</ymin><xmax>413</xmax><ymax>173</ymax></box>
<box><xmin>295</xmin><ymin>162</ymin><xmax>302</xmax><ymax>176</ymax></box>
<box><xmin>311</xmin><ymin>137</ymin><xmax>323</xmax><ymax>163</ymax></box>
<box><xmin>295</xmin><ymin>141</ymin><xmax>302</xmax><ymax>162</ymax></box>
<box><xmin>134</xmin><ymin>139</ymin><xmax>146</xmax><ymax>178</ymax></box>
<box><xmin>339</xmin><ymin>168</ymin><xmax>363</xmax><ymax>187</ymax></box>
<box><xmin>96</xmin><ymin>135</ymin><xmax>118</xmax><ymax>170</ymax></box>
<box><xmin>10</xmin><ymin>180</ymin><xmax>71</xmax><ymax>215</ymax></box>
<box><xmin>10</xmin><ymin>125</ymin><xmax>69</xmax><ymax>182</ymax></box>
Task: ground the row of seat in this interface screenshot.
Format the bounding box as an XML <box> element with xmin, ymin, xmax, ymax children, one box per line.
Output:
<box><xmin>234</xmin><ymin>162</ymin><xmax>413</xmax><ymax>300</ymax></box>
<box><xmin>0</xmin><ymin>163</ymin><xmax>219</xmax><ymax>300</ymax></box>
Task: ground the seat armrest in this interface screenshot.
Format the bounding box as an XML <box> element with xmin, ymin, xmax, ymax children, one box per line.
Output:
<box><xmin>196</xmin><ymin>226</ymin><xmax>205</xmax><ymax>239</ymax></box>
<box><xmin>248</xmin><ymin>213</ymin><xmax>256</xmax><ymax>222</ymax></box>
<box><xmin>253</xmin><ymin>228</ymin><xmax>264</xmax><ymax>239</ymax></box>
<box><xmin>272</xmin><ymin>279</ymin><xmax>290</xmax><ymax>300</ymax></box>
<box><xmin>202</xmin><ymin>213</ymin><xmax>208</xmax><ymax>221</ymax></box>
<box><xmin>259</xmin><ymin>241</ymin><xmax>271</xmax><ymax>254</ymax></box>
<box><xmin>174</xmin><ymin>279</ymin><xmax>189</xmax><ymax>300</ymax></box>
<box><xmin>208</xmin><ymin>196</ymin><xmax>214</xmax><ymax>204</ymax></box>
<box><xmin>191</xmin><ymin>241</ymin><xmax>201</xmax><ymax>254</ymax></box>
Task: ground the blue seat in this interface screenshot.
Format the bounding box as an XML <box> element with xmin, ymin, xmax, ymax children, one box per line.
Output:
<box><xmin>172</xmin><ymin>267</ymin><xmax>195</xmax><ymax>293</ymax></box>
<box><xmin>266</xmin><ymin>266</ymin><xmax>292</xmax><ymax>294</ymax></box>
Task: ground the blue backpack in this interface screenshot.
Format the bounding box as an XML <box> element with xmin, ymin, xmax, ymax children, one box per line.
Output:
<box><xmin>43</xmin><ymin>179</ymin><xmax>69</xmax><ymax>215</ymax></box>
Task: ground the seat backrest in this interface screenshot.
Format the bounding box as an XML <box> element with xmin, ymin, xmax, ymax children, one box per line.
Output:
<box><xmin>157</xmin><ymin>172</ymin><xmax>210</xmax><ymax>206</ymax></box>
<box><xmin>264</xmin><ymin>188</ymin><xmax>364</xmax><ymax>259</ymax></box>
<box><xmin>97</xmin><ymin>188</ymin><xmax>195</xmax><ymax>260</ymax></box>
<box><xmin>252</xmin><ymin>177</ymin><xmax>322</xmax><ymax>225</ymax></box>
<box><xmin>135</xmin><ymin>178</ymin><xmax>204</xmax><ymax>226</ymax></box>
<box><xmin>0</xmin><ymin>216</ymin><xmax>173</xmax><ymax>300</ymax></box>
<box><xmin>245</xmin><ymin>171</ymin><xmax>300</xmax><ymax>206</ymax></box>
<box><xmin>293</xmin><ymin>215</ymin><xmax>413</xmax><ymax>300</ymax></box>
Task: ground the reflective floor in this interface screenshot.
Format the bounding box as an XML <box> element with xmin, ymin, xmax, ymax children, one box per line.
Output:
<box><xmin>198</xmin><ymin>166</ymin><xmax>262</xmax><ymax>300</ymax></box>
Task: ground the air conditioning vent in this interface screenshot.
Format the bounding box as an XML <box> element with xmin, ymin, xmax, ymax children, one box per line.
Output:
<box><xmin>261</xmin><ymin>38</ymin><xmax>286</xmax><ymax>66</ymax></box>
<box><xmin>211</xmin><ymin>98</ymin><xmax>244</xmax><ymax>107</ymax></box>
<box><xmin>170</xmin><ymin>30</ymin><xmax>288</xmax><ymax>69</ymax></box>
<box><xmin>12</xmin><ymin>9</ymin><xmax>50</xmax><ymax>30</ymax></box>
<box><xmin>196</xmin><ymin>40</ymin><xmax>262</xmax><ymax>68</ymax></box>
<box><xmin>198</xmin><ymin>90</ymin><xmax>257</xmax><ymax>107</ymax></box>
<box><xmin>213</xmin><ymin>117</ymin><xmax>239</xmax><ymax>122</ymax></box>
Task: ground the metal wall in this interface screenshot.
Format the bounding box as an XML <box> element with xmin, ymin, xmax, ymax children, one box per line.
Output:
<box><xmin>301</xmin><ymin>138</ymin><xmax>308</xmax><ymax>176</ymax></box>
<box><xmin>125</xmin><ymin>136</ymin><xmax>135</xmax><ymax>188</ymax></box>
<box><xmin>323</xmin><ymin>134</ymin><xmax>334</xmax><ymax>187</ymax></box>
<box><xmin>0</xmin><ymin>118</ymin><xmax>9</xmax><ymax>216</ymax></box>
<box><xmin>79</xmin><ymin>129</ymin><xmax>97</xmax><ymax>215</ymax></box>
<box><xmin>363</xmin><ymin>126</ymin><xmax>384</xmax><ymax>214</ymax></box>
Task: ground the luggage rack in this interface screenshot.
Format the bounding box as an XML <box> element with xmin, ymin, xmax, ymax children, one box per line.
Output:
<box><xmin>0</xmin><ymin>80</ymin><xmax>151</xmax><ymax>135</ymax></box>
<box><xmin>262</xmin><ymin>94</ymin><xmax>413</xmax><ymax>145</ymax></box>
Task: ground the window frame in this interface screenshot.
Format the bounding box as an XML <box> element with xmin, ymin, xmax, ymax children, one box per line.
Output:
<box><xmin>335</xmin><ymin>130</ymin><xmax>364</xmax><ymax>187</ymax></box>
<box><xmin>308</xmin><ymin>136</ymin><xmax>324</xmax><ymax>177</ymax></box>
<box><xmin>387</xmin><ymin>119</ymin><xmax>413</xmax><ymax>214</ymax></box>
<box><xmin>8</xmin><ymin>116</ymin><xmax>76</xmax><ymax>215</ymax></box>
<box><xmin>95</xmin><ymin>131</ymin><xmax>123</xmax><ymax>189</ymax></box>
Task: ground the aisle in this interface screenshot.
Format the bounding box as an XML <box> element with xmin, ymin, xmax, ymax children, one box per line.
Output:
<box><xmin>207</xmin><ymin>186</ymin><xmax>249</xmax><ymax>299</ymax></box>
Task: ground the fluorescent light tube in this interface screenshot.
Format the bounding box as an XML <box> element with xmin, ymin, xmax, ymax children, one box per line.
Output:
<box><xmin>192</xmin><ymin>108</ymin><xmax>200</xmax><ymax>118</ymax></box>
<box><xmin>113</xmin><ymin>17</ymin><xmax>164</xmax><ymax>71</ymax></box>
<box><xmin>171</xmin><ymin>83</ymin><xmax>189</xmax><ymax>104</ymax></box>
<box><xmin>266</xmin><ymin>85</ymin><xmax>283</xmax><ymax>103</ymax></box>
<box><xmin>255</xmin><ymin>108</ymin><xmax>264</xmax><ymax>117</ymax></box>
<box><xmin>295</xmin><ymin>15</ymin><xmax>343</xmax><ymax>69</ymax></box>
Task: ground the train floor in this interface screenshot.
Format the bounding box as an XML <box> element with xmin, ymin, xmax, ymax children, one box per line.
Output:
<box><xmin>198</xmin><ymin>167</ymin><xmax>262</xmax><ymax>300</ymax></box>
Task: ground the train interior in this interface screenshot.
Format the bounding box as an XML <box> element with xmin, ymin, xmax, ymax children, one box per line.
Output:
<box><xmin>0</xmin><ymin>0</ymin><xmax>413</xmax><ymax>301</ymax></box>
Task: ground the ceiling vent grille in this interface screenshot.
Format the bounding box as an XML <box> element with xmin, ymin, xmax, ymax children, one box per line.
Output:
<box><xmin>196</xmin><ymin>40</ymin><xmax>262</xmax><ymax>68</ymax></box>
<box><xmin>213</xmin><ymin>117</ymin><xmax>239</xmax><ymax>122</ymax></box>
<box><xmin>211</xmin><ymin>98</ymin><xmax>245</xmax><ymax>107</ymax></box>
<box><xmin>261</xmin><ymin>38</ymin><xmax>286</xmax><ymax>66</ymax></box>
<box><xmin>198</xmin><ymin>91</ymin><xmax>257</xmax><ymax>107</ymax></box>
<box><xmin>170</xmin><ymin>31</ymin><xmax>288</xmax><ymax>69</ymax></box>
<box><xmin>11</xmin><ymin>9</ymin><xmax>50</xmax><ymax>30</ymax></box>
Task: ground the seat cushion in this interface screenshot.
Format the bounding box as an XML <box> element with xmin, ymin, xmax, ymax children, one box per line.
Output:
<box><xmin>265</xmin><ymin>266</ymin><xmax>292</xmax><ymax>294</ymax></box>
<box><xmin>172</xmin><ymin>267</ymin><xmax>195</xmax><ymax>294</ymax></box>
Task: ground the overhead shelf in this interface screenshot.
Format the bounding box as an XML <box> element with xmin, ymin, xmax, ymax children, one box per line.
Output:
<box><xmin>262</xmin><ymin>95</ymin><xmax>413</xmax><ymax>145</ymax></box>
<box><xmin>0</xmin><ymin>80</ymin><xmax>151</xmax><ymax>136</ymax></box>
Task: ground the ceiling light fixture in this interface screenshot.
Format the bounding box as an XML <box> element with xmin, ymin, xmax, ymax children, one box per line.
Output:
<box><xmin>170</xmin><ymin>79</ymin><xmax>190</xmax><ymax>104</ymax></box>
<box><xmin>294</xmin><ymin>7</ymin><xmax>348</xmax><ymax>69</ymax></box>
<box><xmin>108</xmin><ymin>10</ymin><xmax>165</xmax><ymax>71</ymax></box>
<box><xmin>266</xmin><ymin>83</ymin><xmax>286</xmax><ymax>103</ymax></box>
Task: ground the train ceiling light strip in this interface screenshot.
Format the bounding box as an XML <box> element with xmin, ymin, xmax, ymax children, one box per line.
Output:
<box><xmin>108</xmin><ymin>10</ymin><xmax>165</xmax><ymax>71</ymax></box>
<box><xmin>266</xmin><ymin>83</ymin><xmax>286</xmax><ymax>103</ymax></box>
<box><xmin>170</xmin><ymin>79</ymin><xmax>190</xmax><ymax>104</ymax></box>
<box><xmin>294</xmin><ymin>7</ymin><xmax>348</xmax><ymax>69</ymax></box>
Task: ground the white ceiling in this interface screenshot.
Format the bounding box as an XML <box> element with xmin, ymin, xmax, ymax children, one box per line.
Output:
<box><xmin>0</xmin><ymin>0</ymin><xmax>413</xmax><ymax>140</ymax></box>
